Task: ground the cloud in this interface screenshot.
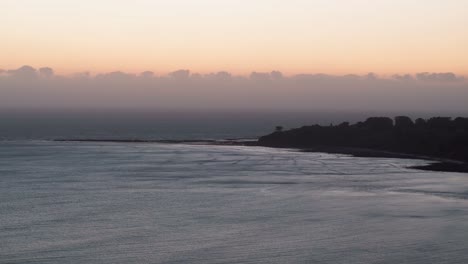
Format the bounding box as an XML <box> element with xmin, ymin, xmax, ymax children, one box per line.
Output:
<box><xmin>392</xmin><ymin>74</ymin><xmax>414</xmax><ymax>81</ymax></box>
<box><xmin>202</xmin><ymin>71</ymin><xmax>232</xmax><ymax>81</ymax></box>
<box><xmin>270</xmin><ymin>71</ymin><xmax>283</xmax><ymax>80</ymax></box>
<box><xmin>7</xmin><ymin>65</ymin><xmax>37</xmax><ymax>79</ymax></box>
<box><xmin>248</xmin><ymin>71</ymin><xmax>284</xmax><ymax>81</ymax></box>
<box><xmin>39</xmin><ymin>67</ymin><xmax>54</xmax><ymax>78</ymax></box>
<box><xmin>341</xmin><ymin>74</ymin><xmax>361</xmax><ymax>80</ymax></box>
<box><xmin>73</xmin><ymin>71</ymin><xmax>91</xmax><ymax>78</ymax></box>
<box><xmin>0</xmin><ymin>66</ymin><xmax>467</xmax><ymax>113</ymax></box>
<box><xmin>140</xmin><ymin>71</ymin><xmax>155</xmax><ymax>78</ymax></box>
<box><xmin>95</xmin><ymin>71</ymin><xmax>135</xmax><ymax>82</ymax></box>
<box><xmin>169</xmin><ymin>69</ymin><xmax>190</xmax><ymax>80</ymax></box>
<box><xmin>292</xmin><ymin>73</ymin><xmax>335</xmax><ymax>81</ymax></box>
<box><xmin>214</xmin><ymin>71</ymin><xmax>231</xmax><ymax>80</ymax></box>
<box><xmin>416</xmin><ymin>72</ymin><xmax>464</xmax><ymax>82</ymax></box>
<box><xmin>366</xmin><ymin>72</ymin><xmax>378</xmax><ymax>80</ymax></box>
<box><xmin>250</xmin><ymin>72</ymin><xmax>272</xmax><ymax>81</ymax></box>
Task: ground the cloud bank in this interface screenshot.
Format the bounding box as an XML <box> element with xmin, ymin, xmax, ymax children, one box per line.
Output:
<box><xmin>1</xmin><ymin>66</ymin><xmax>467</xmax><ymax>113</ymax></box>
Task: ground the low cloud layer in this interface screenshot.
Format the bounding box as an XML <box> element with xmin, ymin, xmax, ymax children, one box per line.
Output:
<box><xmin>1</xmin><ymin>66</ymin><xmax>467</xmax><ymax>113</ymax></box>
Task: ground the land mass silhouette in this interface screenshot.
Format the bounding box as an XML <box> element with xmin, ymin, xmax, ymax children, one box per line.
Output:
<box><xmin>55</xmin><ymin>116</ymin><xmax>468</xmax><ymax>172</ymax></box>
<box><xmin>256</xmin><ymin>116</ymin><xmax>468</xmax><ymax>172</ymax></box>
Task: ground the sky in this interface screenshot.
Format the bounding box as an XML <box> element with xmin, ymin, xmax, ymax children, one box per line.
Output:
<box><xmin>1</xmin><ymin>1</ymin><xmax>467</xmax><ymax>113</ymax></box>
<box><xmin>1</xmin><ymin>0</ymin><xmax>468</xmax><ymax>76</ymax></box>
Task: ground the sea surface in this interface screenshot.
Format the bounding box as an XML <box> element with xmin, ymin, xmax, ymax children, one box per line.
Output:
<box><xmin>1</xmin><ymin>112</ymin><xmax>468</xmax><ymax>263</ymax></box>
<box><xmin>0</xmin><ymin>110</ymin><xmax>447</xmax><ymax>141</ymax></box>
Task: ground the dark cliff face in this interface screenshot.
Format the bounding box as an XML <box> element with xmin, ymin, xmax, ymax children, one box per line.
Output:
<box><xmin>258</xmin><ymin>116</ymin><xmax>468</xmax><ymax>162</ymax></box>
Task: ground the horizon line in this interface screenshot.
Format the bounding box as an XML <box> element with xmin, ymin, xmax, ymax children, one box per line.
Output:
<box><xmin>1</xmin><ymin>65</ymin><xmax>467</xmax><ymax>80</ymax></box>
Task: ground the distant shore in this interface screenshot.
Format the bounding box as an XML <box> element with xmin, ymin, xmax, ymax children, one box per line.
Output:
<box><xmin>255</xmin><ymin>116</ymin><xmax>468</xmax><ymax>173</ymax></box>
<box><xmin>56</xmin><ymin>114</ymin><xmax>468</xmax><ymax>173</ymax></box>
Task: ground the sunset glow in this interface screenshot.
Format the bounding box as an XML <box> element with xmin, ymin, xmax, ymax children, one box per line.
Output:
<box><xmin>2</xmin><ymin>0</ymin><xmax>468</xmax><ymax>76</ymax></box>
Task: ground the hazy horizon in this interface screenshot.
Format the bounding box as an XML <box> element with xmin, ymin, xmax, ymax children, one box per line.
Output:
<box><xmin>1</xmin><ymin>65</ymin><xmax>467</xmax><ymax>113</ymax></box>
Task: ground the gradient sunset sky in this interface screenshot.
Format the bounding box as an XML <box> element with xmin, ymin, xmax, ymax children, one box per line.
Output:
<box><xmin>2</xmin><ymin>0</ymin><xmax>468</xmax><ymax>76</ymax></box>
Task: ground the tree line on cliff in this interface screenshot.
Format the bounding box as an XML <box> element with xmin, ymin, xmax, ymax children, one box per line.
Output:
<box><xmin>258</xmin><ymin>116</ymin><xmax>468</xmax><ymax>162</ymax></box>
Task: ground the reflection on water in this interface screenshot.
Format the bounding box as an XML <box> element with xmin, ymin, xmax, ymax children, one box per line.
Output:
<box><xmin>1</xmin><ymin>141</ymin><xmax>468</xmax><ymax>263</ymax></box>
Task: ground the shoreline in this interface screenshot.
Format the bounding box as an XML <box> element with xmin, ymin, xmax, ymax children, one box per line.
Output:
<box><xmin>250</xmin><ymin>144</ymin><xmax>468</xmax><ymax>173</ymax></box>
<box><xmin>297</xmin><ymin>146</ymin><xmax>468</xmax><ymax>173</ymax></box>
<box><xmin>54</xmin><ymin>138</ymin><xmax>468</xmax><ymax>173</ymax></box>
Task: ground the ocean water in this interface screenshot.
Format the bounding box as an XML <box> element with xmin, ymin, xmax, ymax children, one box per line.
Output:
<box><xmin>1</xmin><ymin>140</ymin><xmax>468</xmax><ymax>263</ymax></box>
<box><xmin>0</xmin><ymin>110</ymin><xmax>417</xmax><ymax>141</ymax></box>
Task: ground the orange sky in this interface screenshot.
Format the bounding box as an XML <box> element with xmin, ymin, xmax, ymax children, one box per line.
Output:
<box><xmin>1</xmin><ymin>0</ymin><xmax>467</xmax><ymax>76</ymax></box>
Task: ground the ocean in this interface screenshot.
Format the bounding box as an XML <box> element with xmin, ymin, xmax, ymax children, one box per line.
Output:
<box><xmin>1</xmin><ymin>111</ymin><xmax>468</xmax><ymax>263</ymax></box>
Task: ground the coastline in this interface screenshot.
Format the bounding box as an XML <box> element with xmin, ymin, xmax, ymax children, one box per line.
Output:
<box><xmin>54</xmin><ymin>138</ymin><xmax>468</xmax><ymax>173</ymax></box>
<box><xmin>298</xmin><ymin>146</ymin><xmax>468</xmax><ymax>173</ymax></box>
<box><xmin>252</xmin><ymin>144</ymin><xmax>468</xmax><ymax>173</ymax></box>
